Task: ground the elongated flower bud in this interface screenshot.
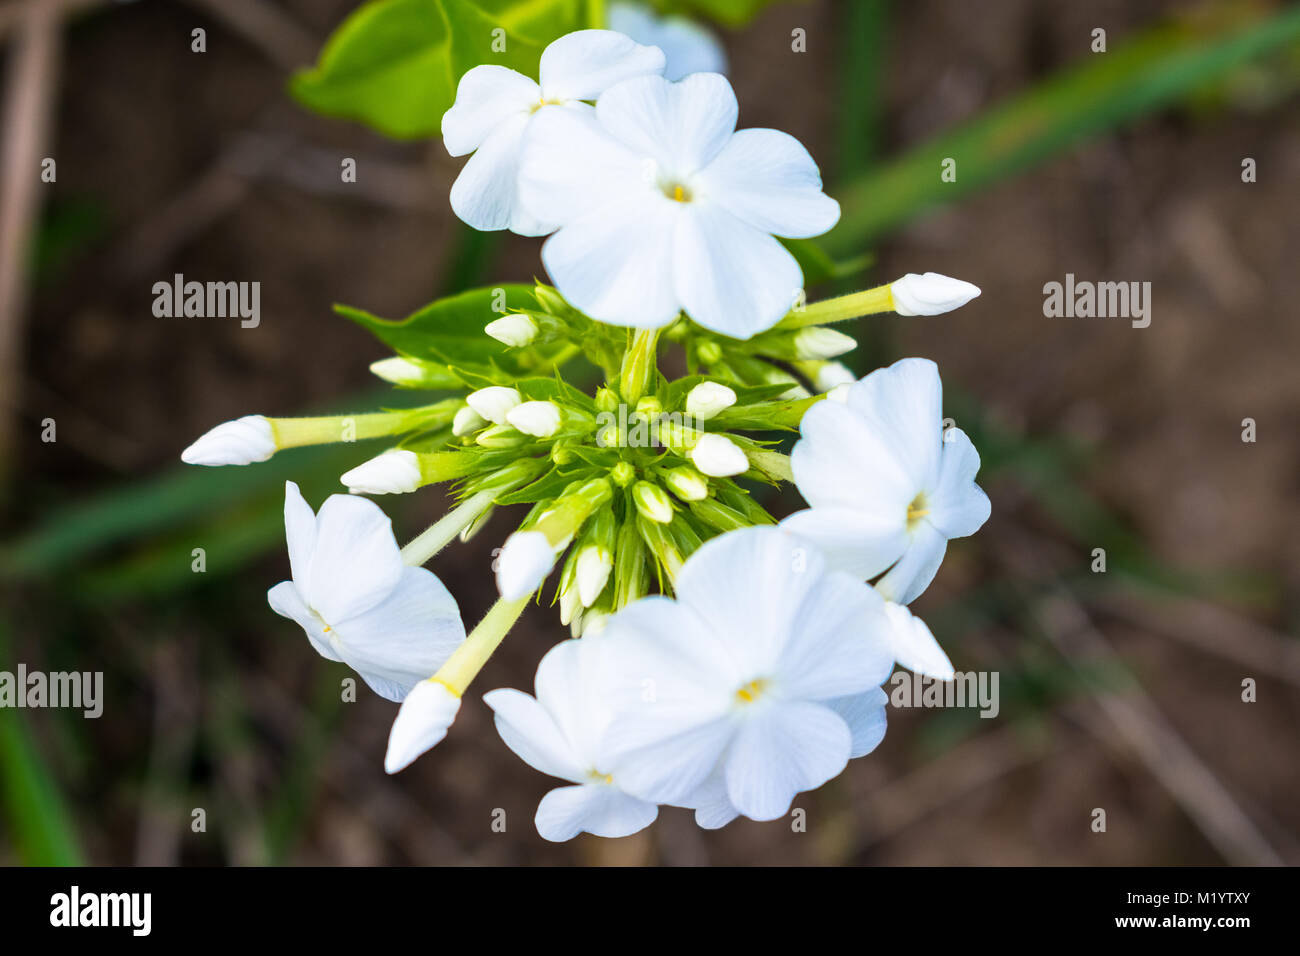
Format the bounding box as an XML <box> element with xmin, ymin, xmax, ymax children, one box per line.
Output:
<box><xmin>466</xmin><ymin>386</ymin><xmax>522</xmax><ymax>425</ymax></box>
<box><xmin>506</xmin><ymin>400</ymin><xmax>562</xmax><ymax>438</ymax></box>
<box><xmin>690</xmin><ymin>433</ymin><xmax>748</xmax><ymax>477</ymax></box>
<box><xmin>341</xmin><ymin>449</ymin><xmax>421</xmax><ymax>494</ymax></box>
<box><xmin>804</xmin><ymin>360</ymin><xmax>856</xmax><ymax>392</ymax></box>
<box><xmin>484</xmin><ymin>313</ymin><xmax>538</xmax><ymax>347</ymax></box>
<box><xmin>476</xmin><ymin>424</ymin><xmax>528</xmax><ymax>448</ymax></box>
<box><xmin>663</xmin><ymin>465</ymin><xmax>708</xmax><ymax>502</ymax></box>
<box><xmin>181</xmin><ymin>415</ymin><xmax>275</xmax><ymax>466</ymax></box>
<box><xmin>496</xmin><ymin>531</ymin><xmax>556</xmax><ymax>600</ymax></box>
<box><xmin>453</xmin><ymin>405</ymin><xmax>487</xmax><ymax>436</ymax></box>
<box><xmin>685</xmin><ymin>382</ymin><xmax>736</xmax><ymax>421</ymax></box>
<box><xmin>890</xmin><ymin>272</ymin><xmax>981</xmax><ymax>316</ymax></box>
<box><xmin>369</xmin><ymin>356</ymin><xmax>460</xmax><ymax>389</ymax></box>
<box><xmin>384</xmin><ymin>680</ymin><xmax>461</xmax><ymax>774</ymax></box>
<box><xmin>633</xmin><ymin>481</ymin><xmax>674</xmax><ymax>524</ymax></box>
<box><xmin>793</xmin><ymin>327</ymin><xmax>856</xmax><ymax>360</ymax></box>
<box><xmin>575</xmin><ymin>546</ymin><xmax>613</xmax><ymax>607</ymax></box>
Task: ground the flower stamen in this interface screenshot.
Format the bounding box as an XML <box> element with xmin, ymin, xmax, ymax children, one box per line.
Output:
<box><xmin>735</xmin><ymin>678</ymin><xmax>769</xmax><ymax>705</ymax></box>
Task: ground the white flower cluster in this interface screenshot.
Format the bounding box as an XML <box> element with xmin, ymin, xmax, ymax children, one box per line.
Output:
<box><xmin>180</xmin><ymin>21</ymin><xmax>992</xmax><ymax>843</ymax></box>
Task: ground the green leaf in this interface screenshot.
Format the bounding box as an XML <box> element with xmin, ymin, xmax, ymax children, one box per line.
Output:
<box><xmin>827</xmin><ymin>5</ymin><xmax>1300</xmax><ymax>252</ymax></box>
<box><xmin>291</xmin><ymin>0</ymin><xmax>595</xmax><ymax>139</ymax></box>
<box><xmin>336</xmin><ymin>284</ymin><xmax>536</xmax><ymax>371</ymax></box>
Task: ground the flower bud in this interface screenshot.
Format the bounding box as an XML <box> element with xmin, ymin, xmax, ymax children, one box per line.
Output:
<box><xmin>793</xmin><ymin>327</ymin><xmax>856</xmax><ymax>360</ymax></box>
<box><xmin>466</xmin><ymin>386</ymin><xmax>522</xmax><ymax>425</ymax></box>
<box><xmin>495</xmin><ymin>530</ymin><xmax>556</xmax><ymax>599</ymax></box>
<box><xmin>685</xmin><ymin>382</ymin><xmax>736</xmax><ymax>421</ymax></box>
<box><xmin>595</xmin><ymin>387</ymin><xmax>619</xmax><ymax>413</ymax></box>
<box><xmin>384</xmin><ymin>680</ymin><xmax>461</xmax><ymax>774</ymax></box>
<box><xmin>475</xmin><ymin>424</ymin><xmax>528</xmax><ymax>448</ymax></box>
<box><xmin>505</xmin><ymin>400</ymin><xmax>562</xmax><ymax>438</ymax></box>
<box><xmin>632</xmin><ymin>480</ymin><xmax>674</xmax><ymax>524</ymax></box>
<box><xmin>662</xmin><ymin>465</ymin><xmax>708</xmax><ymax>502</ymax></box>
<box><xmin>690</xmin><ymin>433</ymin><xmax>748</xmax><ymax>477</ymax></box>
<box><xmin>340</xmin><ymin>449</ymin><xmax>422</xmax><ymax>495</ymax></box>
<box><xmin>808</xmin><ymin>360</ymin><xmax>856</xmax><ymax>392</ymax></box>
<box><xmin>575</xmin><ymin>545</ymin><xmax>613</xmax><ymax>607</ymax></box>
<box><xmin>181</xmin><ymin>415</ymin><xmax>275</xmax><ymax>466</ymax></box>
<box><xmin>452</xmin><ymin>404</ymin><xmax>488</xmax><ymax>436</ymax></box>
<box><xmin>368</xmin><ymin>356</ymin><xmax>459</xmax><ymax>389</ymax></box>
<box><xmin>696</xmin><ymin>340</ymin><xmax>723</xmax><ymax>365</ymax></box>
<box><xmin>827</xmin><ymin>383</ymin><xmax>852</xmax><ymax>404</ymax></box>
<box><xmin>484</xmin><ymin>313</ymin><xmax>538</xmax><ymax>348</ymax></box>
<box><xmin>610</xmin><ymin>461</ymin><xmax>636</xmax><ymax>487</ymax></box>
<box><xmin>890</xmin><ymin>272</ymin><xmax>981</xmax><ymax>316</ymax></box>
<box><xmin>635</xmin><ymin>396</ymin><xmax>663</xmax><ymax>419</ymax></box>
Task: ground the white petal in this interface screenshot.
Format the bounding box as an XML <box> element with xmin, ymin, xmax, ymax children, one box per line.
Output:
<box><xmin>267</xmin><ymin>580</ymin><xmax>342</xmax><ymax>663</ymax></box>
<box><xmin>672</xmin><ymin>202</ymin><xmax>802</xmax><ymax>338</ymax></box>
<box><xmin>698</xmin><ymin>128</ymin><xmax>840</xmax><ymax>238</ymax></box>
<box><xmin>465</xmin><ymin>386</ymin><xmax>522</xmax><ymax>425</ymax></box>
<box><xmin>181</xmin><ymin>415</ymin><xmax>275</xmax><ymax>466</ymax></box>
<box><xmin>441</xmin><ymin>64</ymin><xmax>539</xmax><ymax>156</ymax></box>
<box><xmin>684</xmin><ymin>381</ymin><xmax>735</xmax><ymax>420</ymax></box>
<box><xmin>534</xmin><ymin>637</ymin><xmax>610</xmax><ymax>767</ymax></box>
<box><xmin>449</xmin><ymin>112</ymin><xmax>556</xmax><ymax>236</ymax></box>
<box><xmin>538</xmin><ymin>29</ymin><xmax>666</xmax><ymax>102</ymax></box>
<box><xmin>929</xmin><ymin>427</ymin><xmax>991</xmax><ymax>539</ymax></box>
<box><xmin>302</xmin><ymin>494</ymin><xmax>404</xmax><ymax>624</ymax></box>
<box><xmin>518</xmin><ymin>105</ymin><xmax>646</xmax><ymax>226</ymax></box>
<box><xmin>779</xmin><ymin>508</ymin><xmax>909</xmax><ymax>581</ymax></box>
<box><xmin>596</xmin><ymin>72</ymin><xmax>736</xmax><ymax>176</ymax></box>
<box><xmin>607</xmin><ymin>2</ymin><xmax>727</xmax><ymax>82</ymax></box>
<box><xmin>483</xmin><ymin>687</ymin><xmax>585</xmax><ymax>783</ymax></box>
<box><xmin>874</xmin><ymin>522</ymin><xmax>949</xmax><ymax>606</ymax></box>
<box><xmin>540</xmin><ymin>195</ymin><xmax>683</xmax><ymax>328</ymax></box>
<box><xmin>340</xmin><ymin>449</ymin><xmax>422</xmax><ymax>495</ymax></box>
<box><xmin>495</xmin><ymin>530</ymin><xmax>556</xmax><ymax>599</ymax></box>
<box><xmin>333</xmin><ymin>566</ymin><xmax>466</xmax><ymax>702</ymax></box>
<box><xmin>677</xmin><ymin>770</ymin><xmax>740</xmax><ymax>829</ymax></box>
<box><xmin>779</xmin><ymin>568</ymin><xmax>894</xmax><ymax>698</ymax></box>
<box><xmin>506</xmin><ymin>400</ymin><xmax>562</xmax><ymax>438</ymax></box>
<box><xmin>842</xmin><ymin>357</ymin><xmax>944</xmax><ymax>492</ymax></box>
<box><xmin>791</xmin><ymin>397</ymin><xmax>915</xmax><ymax>511</ymax></box>
<box><xmin>384</xmin><ymin>680</ymin><xmax>461</xmax><ymax>773</ymax></box>
<box><xmin>724</xmin><ymin>701</ymin><xmax>850</xmax><ymax>821</ymax></box>
<box><xmin>283</xmin><ymin>480</ymin><xmax>318</xmax><ymax>586</ymax></box>
<box><xmin>882</xmin><ymin>601</ymin><xmax>953</xmax><ymax>680</ymax></box>
<box><xmin>534</xmin><ymin>784</ymin><xmax>659</xmax><ymax>842</ymax></box>
<box><xmin>825</xmin><ymin>687</ymin><xmax>889</xmax><ymax>759</ymax></box>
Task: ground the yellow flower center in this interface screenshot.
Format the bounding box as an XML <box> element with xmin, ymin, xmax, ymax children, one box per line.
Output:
<box><xmin>906</xmin><ymin>493</ymin><xmax>930</xmax><ymax>529</ymax></box>
<box><xmin>663</xmin><ymin>182</ymin><xmax>692</xmax><ymax>203</ymax></box>
<box><xmin>735</xmin><ymin>678</ymin><xmax>769</xmax><ymax>705</ymax></box>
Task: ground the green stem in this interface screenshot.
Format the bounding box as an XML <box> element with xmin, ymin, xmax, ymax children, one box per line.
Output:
<box><xmin>400</xmin><ymin>489</ymin><xmax>497</xmax><ymax>566</ymax></box>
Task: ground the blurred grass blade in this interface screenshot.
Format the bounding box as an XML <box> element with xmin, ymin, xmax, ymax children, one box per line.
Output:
<box><xmin>0</xmin><ymin>622</ymin><xmax>83</xmax><ymax>865</ymax></box>
<box><xmin>827</xmin><ymin>5</ymin><xmax>1300</xmax><ymax>252</ymax></box>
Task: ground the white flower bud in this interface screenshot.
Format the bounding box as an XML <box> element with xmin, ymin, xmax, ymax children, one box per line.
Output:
<box><xmin>827</xmin><ymin>383</ymin><xmax>853</xmax><ymax>404</ymax></box>
<box><xmin>813</xmin><ymin>361</ymin><xmax>856</xmax><ymax>392</ymax></box>
<box><xmin>484</xmin><ymin>314</ymin><xmax>538</xmax><ymax>348</ymax></box>
<box><xmin>575</xmin><ymin>545</ymin><xmax>613</xmax><ymax>607</ymax></box>
<box><xmin>685</xmin><ymin>382</ymin><xmax>736</xmax><ymax>421</ymax></box>
<box><xmin>384</xmin><ymin>680</ymin><xmax>461</xmax><ymax>774</ymax></box>
<box><xmin>496</xmin><ymin>530</ymin><xmax>556</xmax><ymax>599</ymax></box>
<box><xmin>690</xmin><ymin>433</ymin><xmax>748</xmax><ymax>477</ymax></box>
<box><xmin>663</xmin><ymin>466</ymin><xmax>708</xmax><ymax>502</ymax></box>
<box><xmin>559</xmin><ymin>576</ymin><xmax>583</xmax><ymax>626</ymax></box>
<box><xmin>793</xmin><ymin>327</ymin><xmax>856</xmax><ymax>360</ymax></box>
<box><xmin>181</xmin><ymin>415</ymin><xmax>276</xmax><ymax>466</ymax></box>
<box><xmin>466</xmin><ymin>386</ymin><xmax>522</xmax><ymax>425</ymax></box>
<box><xmin>340</xmin><ymin>449</ymin><xmax>421</xmax><ymax>495</ymax></box>
<box><xmin>890</xmin><ymin>272</ymin><xmax>981</xmax><ymax>316</ymax></box>
<box><xmin>452</xmin><ymin>405</ymin><xmax>488</xmax><ymax>436</ymax></box>
<box><xmin>632</xmin><ymin>481</ymin><xmax>674</xmax><ymax>524</ymax></box>
<box><xmin>475</xmin><ymin>424</ymin><xmax>527</xmax><ymax>448</ymax></box>
<box><xmin>505</xmin><ymin>400</ymin><xmax>562</xmax><ymax>438</ymax></box>
<box><xmin>369</xmin><ymin>356</ymin><xmax>425</xmax><ymax>387</ymax></box>
<box><xmin>578</xmin><ymin>609</ymin><xmax>609</xmax><ymax>637</ymax></box>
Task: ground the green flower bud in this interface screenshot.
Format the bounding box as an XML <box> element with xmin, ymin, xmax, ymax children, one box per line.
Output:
<box><xmin>632</xmin><ymin>480</ymin><xmax>674</xmax><ymax>524</ymax></box>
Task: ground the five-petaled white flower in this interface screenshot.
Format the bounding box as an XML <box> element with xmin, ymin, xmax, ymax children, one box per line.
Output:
<box><xmin>442</xmin><ymin>29</ymin><xmax>665</xmax><ymax>236</ymax></box>
<box><xmin>782</xmin><ymin>357</ymin><xmax>991</xmax><ymax>605</ymax></box>
<box><xmin>518</xmin><ymin>72</ymin><xmax>840</xmax><ymax>338</ymax></box>
<box><xmin>267</xmin><ymin>482</ymin><xmax>465</xmax><ymax>702</ymax></box>
<box><xmin>595</xmin><ymin>526</ymin><xmax>892</xmax><ymax>821</ymax></box>
<box><xmin>484</xmin><ymin>636</ymin><xmax>659</xmax><ymax>841</ymax></box>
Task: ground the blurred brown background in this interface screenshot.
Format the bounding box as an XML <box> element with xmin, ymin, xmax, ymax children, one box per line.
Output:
<box><xmin>1</xmin><ymin>0</ymin><xmax>1297</xmax><ymax>865</ymax></box>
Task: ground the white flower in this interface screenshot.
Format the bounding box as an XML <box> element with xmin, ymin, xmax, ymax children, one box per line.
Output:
<box><xmin>505</xmin><ymin>400</ymin><xmax>562</xmax><ymax>437</ymax></box>
<box><xmin>385</xmin><ymin>679</ymin><xmax>461</xmax><ymax>774</ymax></box>
<box><xmin>181</xmin><ymin>415</ymin><xmax>275</xmax><ymax>466</ymax></box>
<box><xmin>496</xmin><ymin>530</ymin><xmax>556</xmax><ymax>599</ymax></box>
<box><xmin>340</xmin><ymin>449</ymin><xmax>422</xmax><ymax>495</ymax></box>
<box><xmin>890</xmin><ymin>273</ymin><xmax>981</xmax><ymax>316</ymax></box>
<box><xmin>596</xmin><ymin>526</ymin><xmax>893</xmax><ymax>821</ymax></box>
<box><xmin>518</xmin><ymin>72</ymin><xmax>840</xmax><ymax>337</ymax></box>
<box><xmin>465</xmin><ymin>386</ymin><xmax>522</xmax><ymax>425</ymax></box>
<box><xmin>782</xmin><ymin>358</ymin><xmax>991</xmax><ymax>605</ymax></box>
<box><xmin>607</xmin><ymin>2</ymin><xmax>727</xmax><ymax>81</ymax></box>
<box><xmin>485</xmin><ymin>313</ymin><xmax>538</xmax><ymax>347</ymax></box>
<box><xmin>684</xmin><ymin>381</ymin><xmax>736</xmax><ymax>420</ymax></box>
<box><xmin>690</xmin><ymin>432</ymin><xmax>747</xmax><ymax>477</ymax></box>
<box><xmin>267</xmin><ymin>482</ymin><xmax>465</xmax><ymax>702</ymax></box>
<box><xmin>484</xmin><ymin>637</ymin><xmax>658</xmax><ymax>841</ymax></box>
<box><xmin>442</xmin><ymin>30</ymin><xmax>665</xmax><ymax>235</ymax></box>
